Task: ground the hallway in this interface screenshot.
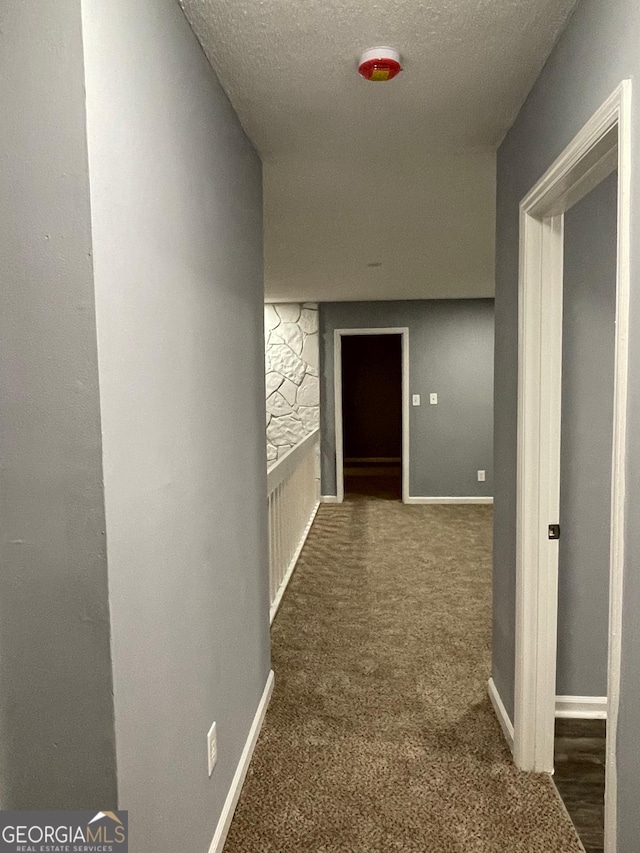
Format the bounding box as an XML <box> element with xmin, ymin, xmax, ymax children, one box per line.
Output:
<box><xmin>224</xmin><ymin>497</ymin><xmax>582</xmax><ymax>851</ymax></box>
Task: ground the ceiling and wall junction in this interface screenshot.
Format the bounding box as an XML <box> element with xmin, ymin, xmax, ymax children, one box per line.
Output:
<box><xmin>180</xmin><ymin>0</ymin><xmax>578</xmax><ymax>301</ymax></box>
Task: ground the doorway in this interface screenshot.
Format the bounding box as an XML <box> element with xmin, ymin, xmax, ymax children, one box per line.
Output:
<box><xmin>552</xmin><ymin>168</ymin><xmax>618</xmax><ymax>853</ymax></box>
<box><xmin>333</xmin><ymin>328</ymin><xmax>409</xmax><ymax>503</ymax></box>
<box><xmin>514</xmin><ymin>82</ymin><xmax>631</xmax><ymax>853</ymax></box>
<box><xmin>342</xmin><ymin>334</ymin><xmax>402</xmax><ymax>499</ymax></box>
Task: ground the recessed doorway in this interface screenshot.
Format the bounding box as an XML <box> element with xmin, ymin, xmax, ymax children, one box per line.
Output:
<box><xmin>334</xmin><ymin>328</ymin><xmax>409</xmax><ymax>503</ymax></box>
<box><xmin>341</xmin><ymin>333</ymin><xmax>402</xmax><ymax>500</ymax></box>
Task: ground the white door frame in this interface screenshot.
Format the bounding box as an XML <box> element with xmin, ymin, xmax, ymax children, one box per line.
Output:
<box><xmin>514</xmin><ymin>81</ymin><xmax>631</xmax><ymax>853</ymax></box>
<box><xmin>334</xmin><ymin>328</ymin><xmax>410</xmax><ymax>503</ymax></box>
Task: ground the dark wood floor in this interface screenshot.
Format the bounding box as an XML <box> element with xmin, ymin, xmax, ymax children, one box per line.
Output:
<box><xmin>554</xmin><ymin>718</ymin><xmax>606</xmax><ymax>853</ymax></box>
<box><xmin>343</xmin><ymin>462</ymin><xmax>402</xmax><ymax>500</ymax></box>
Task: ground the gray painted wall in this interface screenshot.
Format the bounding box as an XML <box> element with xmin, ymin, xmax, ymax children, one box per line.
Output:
<box><xmin>493</xmin><ymin>1</ymin><xmax>640</xmax><ymax>847</ymax></box>
<box><xmin>82</xmin><ymin>1</ymin><xmax>269</xmax><ymax>850</ymax></box>
<box><xmin>556</xmin><ymin>172</ymin><xmax>617</xmax><ymax>698</ymax></box>
<box><xmin>320</xmin><ymin>301</ymin><xmax>494</xmax><ymax>498</ymax></box>
<box><xmin>0</xmin><ymin>0</ymin><xmax>117</xmax><ymax>809</ymax></box>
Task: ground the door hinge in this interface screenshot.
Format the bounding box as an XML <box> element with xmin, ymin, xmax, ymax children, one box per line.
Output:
<box><xmin>548</xmin><ymin>524</ymin><xmax>561</xmax><ymax>540</ymax></box>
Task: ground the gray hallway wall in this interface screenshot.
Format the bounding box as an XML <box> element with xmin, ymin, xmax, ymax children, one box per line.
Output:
<box><xmin>556</xmin><ymin>171</ymin><xmax>617</xmax><ymax>698</ymax></box>
<box><xmin>493</xmin><ymin>1</ymin><xmax>640</xmax><ymax>848</ymax></box>
<box><xmin>82</xmin><ymin>0</ymin><xmax>270</xmax><ymax>850</ymax></box>
<box><xmin>0</xmin><ymin>0</ymin><xmax>117</xmax><ymax>809</ymax></box>
<box><xmin>320</xmin><ymin>300</ymin><xmax>494</xmax><ymax>498</ymax></box>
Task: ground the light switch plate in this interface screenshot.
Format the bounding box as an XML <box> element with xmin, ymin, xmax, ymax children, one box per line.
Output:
<box><xmin>430</xmin><ymin>393</ymin><xmax>438</xmax><ymax>405</ymax></box>
<box><xmin>412</xmin><ymin>394</ymin><xmax>421</xmax><ymax>406</ymax></box>
<box><xmin>477</xmin><ymin>470</ymin><xmax>486</xmax><ymax>482</ymax></box>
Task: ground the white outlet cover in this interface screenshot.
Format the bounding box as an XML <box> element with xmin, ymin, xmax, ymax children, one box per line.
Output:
<box><xmin>477</xmin><ymin>470</ymin><xmax>486</xmax><ymax>482</ymax></box>
<box><xmin>412</xmin><ymin>394</ymin><xmax>421</xmax><ymax>406</ymax></box>
<box><xmin>430</xmin><ymin>393</ymin><xmax>438</xmax><ymax>405</ymax></box>
<box><xmin>207</xmin><ymin>721</ymin><xmax>217</xmax><ymax>777</ymax></box>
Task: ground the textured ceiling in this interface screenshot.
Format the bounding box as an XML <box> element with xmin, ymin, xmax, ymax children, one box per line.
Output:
<box><xmin>180</xmin><ymin>0</ymin><xmax>578</xmax><ymax>301</ymax></box>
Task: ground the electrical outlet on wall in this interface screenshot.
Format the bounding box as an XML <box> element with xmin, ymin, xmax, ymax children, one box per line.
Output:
<box><xmin>207</xmin><ymin>721</ymin><xmax>217</xmax><ymax>777</ymax></box>
<box><xmin>477</xmin><ymin>470</ymin><xmax>486</xmax><ymax>482</ymax></box>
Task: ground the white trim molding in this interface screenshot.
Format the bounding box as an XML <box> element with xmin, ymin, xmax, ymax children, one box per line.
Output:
<box><xmin>405</xmin><ymin>496</ymin><xmax>493</xmax><ymax>505</ymax></box>
<box><xmin>488</xmin><ymin>678</ymin><xmax>514</xmax><ymax>753</ymax></box>
<box><xmin>334</xmin><ymin>327</ymin><xmax>410</xmax><ymax>504</ymax></box>
<box><xmin>208</xmin><ymin>670</ymin><xmax>275</xmax><ymax>853</ymax></box>
<box><xmin>514</xmin><ymin>81</ymin><xmax>631</xmax><ymax>853</ymax></box>
<box><xmin>555</xmin><ymin>696</ymin><xmax>608</xmax><ymax>720</ymax></box>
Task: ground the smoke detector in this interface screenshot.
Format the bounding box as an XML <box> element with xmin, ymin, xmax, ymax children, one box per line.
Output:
<box><xmin>358</xmin><ymin>47</ymin><xmax>402</xmax><ymax>82</ymax></box>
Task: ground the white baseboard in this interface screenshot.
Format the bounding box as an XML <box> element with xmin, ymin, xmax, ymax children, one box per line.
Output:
<box><xmin>488</xmin><ymin>677</ymin><xmax>514</xmax><ymax>753</ymax></box>
<box><xmin>405</xmin><ymin>496</ymin><xmax>494</xmax><ymax>505</ymax></box>
<box><xmin>321</xmin><ymin>495</ymin><xmax>339</xmax><ymax>503</ymax></box>
<box><xmin>208</xmin><ymin>670</ymin><xmax>275</xmax><ymax>853</ymax></box>
<box><xmin>270</xmin><ymin>500</ymin><xmax>320</xmax><ymax>625</ymax></box>
<box><xmin>555</xmin><ymin>695</ymin><xmax>607</xmax><ymax>719</ymax></box>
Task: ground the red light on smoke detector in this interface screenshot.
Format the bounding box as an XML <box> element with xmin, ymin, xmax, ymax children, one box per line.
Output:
<box><xmin>358</xmin><ymin>47</ymin><xmax>402</xmax><ymax>82</ymax></box>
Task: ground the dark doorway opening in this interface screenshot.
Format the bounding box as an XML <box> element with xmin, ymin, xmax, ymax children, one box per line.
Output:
<box><xmin>341</xmin><ymin>334</ymin><xmax>402</xmax><ymax>500</ymax></box>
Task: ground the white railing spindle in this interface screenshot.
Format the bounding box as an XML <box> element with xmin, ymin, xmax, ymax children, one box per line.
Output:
<box><xmin>266</xmin><ymin>429</ymin><xmax>320</xmax><ymax>624</ymax></box>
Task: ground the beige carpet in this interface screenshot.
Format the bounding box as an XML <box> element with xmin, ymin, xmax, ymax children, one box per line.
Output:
<box><xmin>224</xmin><ymin>492</ymin><xmax>583</xmax><ymax>852</ymax></box>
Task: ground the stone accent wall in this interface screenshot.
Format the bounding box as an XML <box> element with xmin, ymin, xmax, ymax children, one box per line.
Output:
<box><xmin>265</xmin><ymin>303</ymin><xmax>319</xmax><ymax>464</ymax></box>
